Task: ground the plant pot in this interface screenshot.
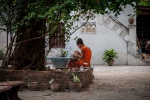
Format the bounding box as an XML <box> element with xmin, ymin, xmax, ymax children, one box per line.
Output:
<box><xmin>69</xmin><ymin>81</ymin><xmax>81</xmax><ymax>92</ymax></box>
<box><xmin>27</xmin><ymin>82</ymin><xmax>38</xmax><ymax>91</ymax></box>
<box><xmin>107</xmin><ymin>60</ymin><xmax>114</xmax><ymax>66</ymax></box>
<box><xmin>50</xmin><ymin>83</ymin><xmax>60</xmax><ymax>92</ymax></box>
<box><xmin>128</xmin><ymin>19</ymin><xmax>134</xmax><ymax>24</ymax></box>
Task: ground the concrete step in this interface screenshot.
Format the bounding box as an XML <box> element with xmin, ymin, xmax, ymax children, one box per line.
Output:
<box><xmin>128</xmin><ymin>54</ymin><xmax>150</xmax><ymax>66</ymax></box>
<box><xmin>135</xmin><ymin>54</ymin><xmax>150</xmax><ymax>64</ymax></box>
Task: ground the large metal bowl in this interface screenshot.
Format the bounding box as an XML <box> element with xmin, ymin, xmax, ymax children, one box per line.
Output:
<box><xmin>46</xmin><ymin>57</ymin><xmax>74</xmax><ymax>68</ymax></box>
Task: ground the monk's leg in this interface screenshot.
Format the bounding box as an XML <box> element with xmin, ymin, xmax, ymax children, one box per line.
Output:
<box><xmin>77</xmin><ymin>60</ymin><xmax>90</xmax><ymax>67</ymax></box>
<box><xmin>82</xmin><ymin>62</ymin><xmax>90</xmax><ymax>67</ymax></box>
<box><xmin>76</xmin><ymin>60</ymin><xmax>84</xmax><ymax>67</ymax></box>
<box><xmin>68</xmin><ymin>60</ymin><xmax>79</xmax><ymax>68</ymax></box>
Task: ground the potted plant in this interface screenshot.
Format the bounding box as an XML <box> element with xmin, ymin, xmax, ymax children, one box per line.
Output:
<box><xmin>69</xmin><ymin>73</ymin><xmax>82</xmax><ymax>92</ymax></box>
<box><xmin>48</xmin><ymin>49</ymin><xmax>69</xmax><ymax>68</ymax></box>
<box><xmin>27</xmin><ymin>79</ymin><xmax>38</xmax><ymax>91</ymax></box>
<box><xmin>60</xmin><ymin>49</ymin><xmax>68</xmax><ymax>57</ymax></box>
<box><xmin>128</xmin><ymin>14</ymin><xmax>135</xmax><ymax>24</ymax></box>
<box><xmin>49</xmin><ymin>78</ymin><xmax>60</xmax><ymax>92</ymax></box>
<box><xmin>102</xmin><ymin>49</ymin><xmax>118</xmax><ymax>66</ymax></box>
<box><xmin>0</xmin><ymin>49</ymin><xmax>4</xmax><ymax>67</ymax></box>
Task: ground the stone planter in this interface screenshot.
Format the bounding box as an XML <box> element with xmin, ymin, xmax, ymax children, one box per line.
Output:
<box><xmin>69</xmin><ymin>81</ymin><xmax>81</xmax><ymax>92</ymax></box>
<box><xmin>50</xmin><ymin>83</ymin><xmax>60</xmax><ymax>92</ymax></box>
<box><xmin>0</xmin><ymin>69</ymin><xmax>93</xmax><ymax>90</ymax></box>
<box><xmin>28</xmin><ymin>82</ymin><xmax>38</xmax><ymax>91</ymax></box>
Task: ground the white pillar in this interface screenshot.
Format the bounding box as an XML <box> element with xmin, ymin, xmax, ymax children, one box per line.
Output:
<box><xmin>128</xmin><ymin>25</ymin><xmax>137</xmax><ymax>56</ymax></box>
<box><xmin>128</xmin><ymin>25</ymin><xmax>136</xmax><ymax>43</ymax></box>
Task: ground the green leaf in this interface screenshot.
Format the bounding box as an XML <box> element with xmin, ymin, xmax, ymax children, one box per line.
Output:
<box><xmin>102</xmin><ymin>49</ymin><xmax>118</xmax><ymax>63</ymax></box>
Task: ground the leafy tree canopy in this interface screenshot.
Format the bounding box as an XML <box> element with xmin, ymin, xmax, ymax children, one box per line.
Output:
<box><xmin>139</xmin><ymin>0</ymin><xmax>150</xmax><ymax>6</ymax></box>
<box><xmin>0</xmin><ymin>0</ymin><xmax>144</xmax><ymax>35</ymax></box>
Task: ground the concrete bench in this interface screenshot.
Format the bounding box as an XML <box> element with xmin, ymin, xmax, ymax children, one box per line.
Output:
<box><xmin>0</xmin><ymin>86</ymin><xmax>12</xmax><ymax>100</ymax></box>
<box><xmin>0</xmin><ymin>81</ymin><xmax>24</xmax><ymax>100</ymax></box>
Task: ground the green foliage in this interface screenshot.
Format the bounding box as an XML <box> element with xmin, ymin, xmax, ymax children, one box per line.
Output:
<box><xmin>128</xmin><ymin>14</ymin><xmax>135</xmax><ymax>19</ymax></box>
<box><xmin>102</xmin><ymin>49</ymin><xmax>118</xmax><ymax>63</ymax></box>
<box><xmin>49</xmin><ymin>78</ymin><xmax>54</xmax><ymax>84</ymax></box>
<box><xmin>1</xmin><ymin>0</ymin><xmax>147</xmax><ymax>42</ymax></box>
<box><xmin>0</xmin><ymin>0</ymin><xmax>144</xmax><ymax>36</ymax></box>
<box><xmin>60</xmin><ymin>49</ymin><xmax>68</xmax><ymax>57</ymax></box>
<box><xmin>0</xmin><ymin>0</ymin><xmax>27</xmax><ymax>32</ymax></box>
<box><xmin>139</xmin><ymin>0</ymin><xmax>150</xmax><ymax>6</ymax></box>
<box><xmin>72</xmin><ymin>73</ymin><xmax>80</xmax><ymax>83</ymax></box>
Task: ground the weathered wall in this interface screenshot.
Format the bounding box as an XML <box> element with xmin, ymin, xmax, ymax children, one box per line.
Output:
<box><xmin>0</xmin><ymin>69</ymin><xmax>93</xmax><ymax>90</ymax></box>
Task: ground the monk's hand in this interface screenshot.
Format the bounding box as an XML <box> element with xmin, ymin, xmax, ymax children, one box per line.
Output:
<box><xmin>76</xmin><ymin>55</ymin><xmax>82</xmax><ymax>59</ymax></box>
<box><xmin>74</xmin><ymin>50</ymin><xmax>81</xmax><ymax>56</ymax></box>
<box><xmin>74</xmin><ymin>50</ymin><xmax>78</xmax><ymax>54</ymax></box>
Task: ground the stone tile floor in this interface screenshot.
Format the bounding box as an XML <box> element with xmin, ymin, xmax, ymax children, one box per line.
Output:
<box><xmin>19</xmin><ymin>66</ymin><xmax>150</xmax><ymax>100</ymax></box>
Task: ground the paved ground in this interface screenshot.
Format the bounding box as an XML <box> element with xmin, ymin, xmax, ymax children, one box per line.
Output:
<box><xmin>18</xmin><ymin>66</ymin><xmax>150</xmax><ymax>100</ymax></box>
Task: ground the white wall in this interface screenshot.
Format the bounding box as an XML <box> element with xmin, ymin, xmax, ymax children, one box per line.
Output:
<box><xmin>66</xmin><ymin>16</ymin><xmax>128</xmax><ymax>65</ymax></box>
<box><xmin>110</xmin><ymin>5</ymin><xmax>136</xmax><ymax>27</ymax></box>
<box><xmin>47</xmin><ymin>5</ymin><xmax>137</xmax><ymax>65</ymax></box>
<box><xmin>0</xmin><ymin>31</ymin><xmax>7</xmax><ymax>50</ymax></box>
<box><xmin>65</xmin><ymin>5</ymin><xmax>136</xmax><ymax>65</ymax></box>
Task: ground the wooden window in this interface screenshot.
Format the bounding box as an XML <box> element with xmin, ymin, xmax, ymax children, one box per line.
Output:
<box><xmin>49</xmin><ymin>23</ymin><xmax>65</xmax><ymax>48</ymax></box>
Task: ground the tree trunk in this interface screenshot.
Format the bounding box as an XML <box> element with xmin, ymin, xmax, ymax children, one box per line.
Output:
<box><xmin>11</xmin><ymin>19</ymin><xmax>46</xmax><ymax>70</ymax></box>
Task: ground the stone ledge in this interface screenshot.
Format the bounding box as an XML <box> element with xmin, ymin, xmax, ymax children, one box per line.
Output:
<box><xmin>128</xmin><ymin>25</ymin><xmax>136</xmax><ymax>29</ymax></box>
<box><xmin>0</xmin><ymin>69</ymin><xmax>93</xmax><ymax>90</ymax></box>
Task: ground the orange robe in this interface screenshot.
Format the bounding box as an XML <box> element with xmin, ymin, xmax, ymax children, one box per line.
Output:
<box><xmin>68</xmin><ymin>46</ymin><xmax>92</xmax><ymax>67</ymax></box>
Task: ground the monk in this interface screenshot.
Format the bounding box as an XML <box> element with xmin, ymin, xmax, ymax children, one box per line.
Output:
<box><xmin>68</xmin><ymin>38</ymin><xmax>92</xmax><ymax>67</ymax></box>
